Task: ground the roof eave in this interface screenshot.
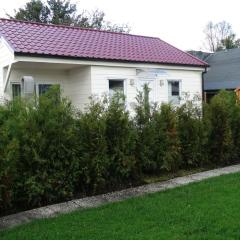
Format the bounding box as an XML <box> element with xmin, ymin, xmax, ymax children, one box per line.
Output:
<box><xmin>14</xmin><ymin>52</ymin><xmax>208</xmax><ymax>68</ymax></box>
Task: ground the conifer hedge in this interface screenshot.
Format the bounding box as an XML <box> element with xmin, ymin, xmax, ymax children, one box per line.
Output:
<box><xmin>0</xmin><ymin>86</ymin><xmax>239</xmax><ymax>215</ymax></box>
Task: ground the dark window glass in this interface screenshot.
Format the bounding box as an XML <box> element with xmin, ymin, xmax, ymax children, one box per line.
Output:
<box><xmin>109</xmin><ymin>80</ymin><xmax>124</xmax><ymax>96</ymax></box>
<box><xmin>38</xmin><ymin>84</ymin><xmax>53</xmax><ymax>95</ymax></box>
<box><xmin>12</xmin><ymin>84</ymin><xmax>21</xmax><ymax>99</ymax></box>
<box><xmin>171</xmin><ymin>81</ymin><xmax>179</xmax><ymax>96</ymax></box>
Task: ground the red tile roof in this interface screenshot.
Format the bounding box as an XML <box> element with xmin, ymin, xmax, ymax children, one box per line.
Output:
<box><xmin>0</xmin><ymin>18</ymin><xmax>207</xmax><ymax>67</ymax></box>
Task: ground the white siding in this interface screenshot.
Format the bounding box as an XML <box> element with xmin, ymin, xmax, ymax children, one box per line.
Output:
<box><xmin>156</xmin><ymin>69</ymin><xmax>202</xmax><ymax>104</ymax></box>
<box><xmin>91</xmin><ymin>65</ymin><xmax>203</xmax><ymax>111</ymax></box>
<box><xmin>5</xmin><ymin>66</ymin><xmax>92</xmax><ymax>110</ymax></box>
<box><xmin>6</xmin><ymin>68</ymin><xmax>68</xmax><ymax>100</ymax></box>
<box><xmin>66</xmin><ymin>66</ymin><xmax>91</xmax><ymax>110</ymax></box>
<box><xmin>1</xmin><ymin>53</ymin><xmax>203</xmax><ymax>111</ymax></box>
<box><xmin>91</xmin><ymin>66</ymin><xmax>137</xmax><ymax>110</ymax></box>
<box><xmin>0</xmin><ymin>38</ymin><xmax>14</xmax><ymax>101</ymax></box>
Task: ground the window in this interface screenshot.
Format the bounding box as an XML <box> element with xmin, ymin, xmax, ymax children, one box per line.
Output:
<box><xmin>38</xmin><ymin>84</ymin><xmax>53</xmax><ymax>96</ymax></box>
<box><xmin>12</xmin><ymin>83</ymin><xmax>21</xmax><ymax>99</ymax></box>
<box><xmin>171</xmin><ymin>81</ymin><xmax>180</xmax><ymax>96</ymax></box>
<box><xmin>109</xmin><ymin>80</ymin><xmax>124</xmax><ymax>97</ymax></box>
<box><xmin>168</xmin><ymin>80</ymin><xmax>180</xmax><ymax>104</ymax></box>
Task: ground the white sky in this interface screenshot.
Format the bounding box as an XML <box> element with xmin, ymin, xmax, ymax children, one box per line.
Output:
<box><xmin>0</xmin><ymin>0</ymin><xmax>240</xmax><ymax>51</ymax></box>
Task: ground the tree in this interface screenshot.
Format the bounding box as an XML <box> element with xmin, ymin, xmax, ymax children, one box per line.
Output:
<box><xmin>47</xmin><ymin>0</ymin><xmax>76</xmax><ymax>25</ymax></box>
<box><xmin>12</xmin><ymin>0</ymin><xmax>50</xmax><ymax>23</ymax></box>
<box><xmin>203</xmin><ymin>21</ymin><xmax>240</xmax><ymax>52</ymax></box>
<box><xmin>8</xmin><ymin>0</ymin><xmax>130</xmax><ymax>33</ymax></box>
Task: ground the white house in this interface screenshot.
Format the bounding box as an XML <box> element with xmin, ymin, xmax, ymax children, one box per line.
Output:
<box><xmin>0</xmin><ymin>18</ymin><xmax>208</xmax><ymax>110</ymax></box>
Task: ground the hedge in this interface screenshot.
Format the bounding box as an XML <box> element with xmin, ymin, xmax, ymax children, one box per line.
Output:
<box><xmin>0</xmin><ymin>86</ymin><xmax>239</xmax><ymax>215</ymax></box>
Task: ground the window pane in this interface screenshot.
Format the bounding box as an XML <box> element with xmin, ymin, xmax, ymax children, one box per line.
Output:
<box><xmin>109</xmin><ymin>80</ymin><xmax>124</xmax><ymax>96</ymax></box>
<box><xmin>171</xmin><ymin>82</ymin><xmax>179</xmax><ymax>96</ymax></box>
<box><xmin>39</xmin><ymin>84</ymin><xmax>52</xmax><ymax>95</ymax></box>
<box><xmin>12</xmin><ymin>84</ymin><xmax>21</xmax><ymax>99</ymax></box>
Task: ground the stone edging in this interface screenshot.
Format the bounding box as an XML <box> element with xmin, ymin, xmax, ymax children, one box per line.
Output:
<box><xmin>1</xmin><ymin>164</ymin><xmax>240</xmax><ymax>230</ymax></box>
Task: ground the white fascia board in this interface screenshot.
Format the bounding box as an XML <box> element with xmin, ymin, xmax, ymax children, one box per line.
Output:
<box><xmin>14</xmin><ymin>55</ymin><xmax>206</xmax><ymax>72</ymax></box>
<box><xmin>4</xmin><ymin>63</ymin><xmax>12</xmax><ymax>92</ymax></box>
<box><xmin>1</xmin><ymin>36</ymin><xmax>15</xmax><ymax>54</ymax></box>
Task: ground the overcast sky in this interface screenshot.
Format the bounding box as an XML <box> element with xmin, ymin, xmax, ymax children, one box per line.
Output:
<box><xmin>0</xmin><ymin>0</ymin><xmax>239</xmax><ymax>51</ymax></box>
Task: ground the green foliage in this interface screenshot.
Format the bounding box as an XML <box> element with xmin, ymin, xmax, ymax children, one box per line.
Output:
<box><xmin>9</xmin><ymin>0</ymin><xmax>130</xmax><ymax>33</ymax></box>
<box><xmin>1</xmin><ymin>87</ymin><xmax>240</xmax><ymax>215</ymax></box>
<box><xmin>205</xmin><ymin>91</ymin><xmax>234</xmax><ymax>165</ymax></box>
<box><xmin>204</xmin><ymin>20</ymin><xmax>240</xmax><ymax>52</ymax></box>
<box><xmin>156</xmin><ymin>104</ymin><xmax>181</xmax><ymax>172</ymax></box>
<box><xmin>105</xmin><ymin>94</ymin><xmax>138</xmax><ymax>184</ymax></box>
<box><xmin>134</xmin><ymin>85</ymin><xmax>156</xmax><ymax>172</ymax></box>
<box><xmin>177</xmin><ymin>95</ymin><xmax>206</xmax><ymax>167</ymax></box>
<box><xmin>15</xmin><ymin>87</ymin><xmax>79</xmax><ymax>208</ymax></box>
<box><xmin>12</xmin><ymin>0</ymin><xmax>50</xmax><ymax>23</ymax></box>
<box><xmin>75</xmin><ymin>97</ymin><xmax>109</xmax><ymax>194</ymax></box>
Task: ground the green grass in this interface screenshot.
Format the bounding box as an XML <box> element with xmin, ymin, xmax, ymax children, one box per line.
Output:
<box><xmin>2</xmin><ymin>173</ymin><xmax>240</xmax><ymax>240</ymax></box>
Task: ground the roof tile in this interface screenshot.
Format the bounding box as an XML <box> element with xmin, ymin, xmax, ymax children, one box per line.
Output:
<box><xmin>0</xmin><ymin>18</ymin><xmax>207</xmax><ymax>67</ymax></box>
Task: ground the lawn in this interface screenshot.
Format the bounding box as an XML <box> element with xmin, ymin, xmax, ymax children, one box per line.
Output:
<box><xmin>1</xmin><ymin>173</ymin><xmax>240</xmax><ymax>240</ymax></box>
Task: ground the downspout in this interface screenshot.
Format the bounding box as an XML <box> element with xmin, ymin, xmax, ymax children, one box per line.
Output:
<box><xmin>202</xmin><ymin>66</ymin><xmax>207</xmax><ymax>104</ymax></box>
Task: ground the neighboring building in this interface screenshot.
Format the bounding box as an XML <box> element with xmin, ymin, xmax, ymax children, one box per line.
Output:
<box><xmin>0</xmin><ymin>18</ymin><xmax>207</xmax><ymax>110</ymax></box>
<box><xmin>202</xmin><ymin>48</ymin><xmax>240</xmax><ymax>101</ymax></box>
<box><xmin>187</xmin><ymin>50</ymin><xmax>212</xmax><ymax>62</ymax></box>
<box><xmin>189</xmin><ymin>49</ymin><xmax>240</xmax><ymax>102</ymax></box>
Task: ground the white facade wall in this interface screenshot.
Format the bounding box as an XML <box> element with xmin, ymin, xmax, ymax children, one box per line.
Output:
<box><xmin>66</xmin><ymin>67</ymin><xmax>91</xmax><ymax>110</ymax></box>
<box><xmin>91</xmin><ymin>66</ymin><xmax>137</xmax><ymax>109</ymax></box>
<box><xmin>91</xmin><ymin>65</ymin><xmax>203</xmax><ymax>111</ymax></box>
<box><xmin>5</xmin><ymin>68</ymin><xmax>68</xmax><ymax>100</ymax></box>
<box><xmin>0</xmin><ymin>46</ymin><xmax>203</xmax><ymax>111</ymax></box>
<box><xmin>4</xmin><ymin>67</ymin><xmax>92</xmax><ymax>110</ymax></box>
<box><xmin>0</xmin><ymin>38</ymin><xmax>15</xmax><ymax>101</ymax></box>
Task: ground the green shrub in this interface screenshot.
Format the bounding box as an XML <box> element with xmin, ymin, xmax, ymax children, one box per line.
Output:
<box><xmin>154</xmin><ymin>104</ymin><xmax>181</xmax><ymax>172</ymax></box>
<box><xmin>1</xmin><ymin>86</ymin><xmax>240</xmax><ymax>215</ymax></box>
<box><xmin>75</xmin><ymin>97</ymin><xmax>109</xmax><ymax>194</ymax></box>
<box><xmin>134</xmin><ymin>85</ymin><xmax>156</xmax><ymax>173</ymax></box>
<box><xmin>177</xmin><ymin>96</ymin><xmax>205</xmax><ymax>167</ymax></box>
<box><xmin>105</xmin><ymin>94</ymin><xmax>139</xmax><ymax>185</ymax></box>
<box><xmin>0</xmin><ymin>103</ymin><xmax>19</xmax><ymax>212</ymax></box>
<box><xmin>205</xmin><ymin>91</ymin><xmax>234</xmax><ymax>165</ymax></box>
<box><xmin>13</xmin><ymin>87</ymin><xmax>79</xmax><ymax>209</ymax></box>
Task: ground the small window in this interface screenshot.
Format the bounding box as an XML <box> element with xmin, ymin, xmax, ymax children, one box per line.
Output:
<box><xmin>12</xmin><ymin>83</ymin><xmax>21</xmax><ymax>99</ymax></box>
<box><xmin>38</xmin><ymin>84</ymin><xmax>53</xmax><ymax>96</ymax></box>
<box><xmin>171</xmin><ymin>81</ymin><xmax>180</xmax><ymax>96</ymax></box>
<box><xmin>109</xmin><ymin>80</ymin><xmax>124</xmax><ymax>97</ymax></box>
<box><xmin>168</xmin><ymin>81</ymin><xmax>180</xmax><ymax>104</ymax></box>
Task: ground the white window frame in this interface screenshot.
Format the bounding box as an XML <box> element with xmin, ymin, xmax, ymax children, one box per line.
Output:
<box><xmin>11</xmin><ymin>82</ymin><xmax>22</xmax><ymax>99</ymax></box>
<box><xmin>36</xmin><ymin>83</ymin><xmax>61</xmax><ymax>97</ymax></box>
<box><xmin>108</xmin><ymin>79</ymin><xmax>127</xmax><ymax>97</ymax></box>
<box><xmin>167</xmin><ymin>79</ymin><xmax>182</xmax><ymax>105</ymax></box>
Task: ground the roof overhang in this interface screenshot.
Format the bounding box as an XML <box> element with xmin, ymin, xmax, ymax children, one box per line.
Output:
<box><xmin>14</xmin><ymin>53</ymin><xmax>207</xmax><ymax>72</ymax></box>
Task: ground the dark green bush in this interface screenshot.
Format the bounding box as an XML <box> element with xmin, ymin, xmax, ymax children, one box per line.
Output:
<box><xmin>205</xmin><ymin>91</ymin><xmax>234</xmax><ymax>165</ymax></box>
<box><xmin>75</xmin><ymin>97</ymin><xmax>109</xmax><ymax>194</ymax></box>
<box><xmin>153</xmin><ymin>104</ymin><xmax>181</xmax><ymax>172</ymax></box>
<box><xmin>1</xmin><ymin>86</ymin><xmax>240</xmax><ymax>215</ymax></box>
<box><xmin>0</xmin><ymin>103</ymin><xmax>19</xmax><ymax>212</ymax></box>
<box><xmin>177</xmin><ymin>96</ymin><xmax>205</xmax><ymax>168</ymax></box>
<box><xmin>1</xmin><ymin>87</ymin><xmax>80</xmax><ymax>211</ymax></box>
<box><xmin>134</xmin><ymin>85</ymin><xmax>156</xmax><ymax>173</ymax></box>
<box><xmin>105</xmin><ymin>94</ymin><xmax>138</xmax><ymax>185</ymax></box>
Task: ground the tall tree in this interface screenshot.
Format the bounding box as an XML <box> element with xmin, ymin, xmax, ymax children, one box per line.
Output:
<box><xmin>204</xmin><ymin>21</ymin><xmax>240</xmax><ymax>52</ymax></box>
<box><xmin>8</xmin><ymin>0</ymin><xmax>130</xmax><ymax>33</ymax></box>
<box><xmin>12</xmin><ymin>0</ymin><xmax>50</xmax><ymax>23</ymax></box>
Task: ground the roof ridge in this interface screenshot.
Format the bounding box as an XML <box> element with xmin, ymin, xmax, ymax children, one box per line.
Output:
<box><xmin>0</xmin><ymin>18</ymin><xmax>159</xmax><ymax>40</ymax></box>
